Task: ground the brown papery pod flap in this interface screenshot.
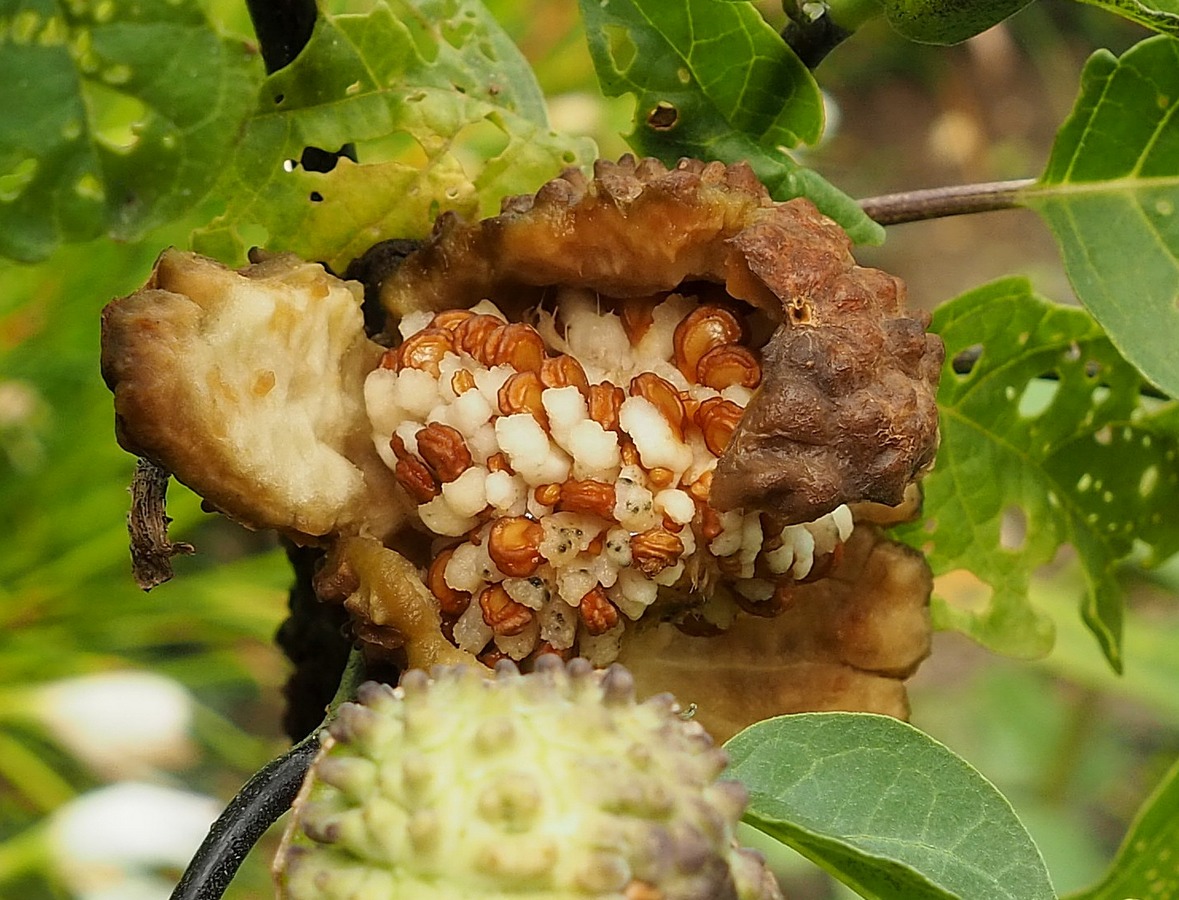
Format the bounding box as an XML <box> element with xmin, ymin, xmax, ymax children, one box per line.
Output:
<box><xmin>618</xmin><ymin>527</ymin><xmax>932</xmax><ymax>743</ymax></box>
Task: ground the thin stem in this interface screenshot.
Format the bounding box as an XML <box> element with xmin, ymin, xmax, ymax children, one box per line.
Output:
<box><xmin>168</xmin><ymin>649</ymin><xmax>366</xmax><ymax>900</ymax></box>
<box><xmin>858</xmin><ymin>178</ymin><xmax>1037</xmax><ymax>225</ymax></box>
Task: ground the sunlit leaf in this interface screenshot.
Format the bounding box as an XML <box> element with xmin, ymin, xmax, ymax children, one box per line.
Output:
<box><xmin>0</xmin><ymin>0</ymin><xmax>260</xmax><ymax>261</ymax></box>
<box><xmin>1065</xmin><ymin>755</ymin><xmax>1179</xmax><ymax>899</ymax></box>
<box><xmin>194</xmin><ymin>0</ymin><xmax>595</xmax><ymax>271</ymax></box>
<box><xmin>726</xmin><ymin>713</ymin><xmax>1056</xmax><ymax>900</ymax></box>
<box><xmin>1070</xmin><ymin>0</ymin><xmax>1179</xmax><ymax>38</ymax></box>
<box><xmin>892</xmin><ymin>278</ymin><xmax>1179</xmax><ymax>671</ymax></box>
<box><xmin>1024</xmin><ymin>36</ymin><xmax>1179</xmax><ymax>398</ymax></box>
<box><xmin>578</xmin><ymin>0</ymin><xmax>883</xmax><ymax>244</ymax></box>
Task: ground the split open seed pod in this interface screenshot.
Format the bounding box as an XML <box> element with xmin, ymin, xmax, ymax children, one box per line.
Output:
<box><xmin>101</xmin><ymin>156</ymin><xmax>942</xmax><ymax>738</ymax></box>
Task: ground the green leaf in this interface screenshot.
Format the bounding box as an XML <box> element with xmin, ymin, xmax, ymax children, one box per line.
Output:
<box><xmin>1071</xmin><ymin>0</ymin><xmax>1179</xmax><ymax>38</ymax></box>
<box><xmin>1024</xmin><ymin>36</ymin><xmax>1179</xmax><ymax>398</ymax></box>
<box><xmin>1065</xmin><ymin>755</ymin><xmax>1179</xmax><ymax>900</ymax></box>
<box><xmin>194</xmin><ymin>0</ymin><xmax>595</xmax><ymax>271</ymax></box>
<box><xmin>578</xmin><ymin>0</ymin><xmax>884</xmax><ymax>244</ymax></box>
<box><xmin>892</xmin><ymin>278</ymin><xmax>1179</xmax><ymax>671</ymax></box>
<box><xmin>0</xmin><ymin>0</ymin><xmax>260</xmax><ymax>262</ymax></box>
<box><xmin>880</xmin><ymin>0</ymin><xmax>1036</xmax><ymax>45</ymax></box>
<box><xmin>725</xmin><ymin>713</ymin><xmax>1056</xmax><ymax>900</ymax></box>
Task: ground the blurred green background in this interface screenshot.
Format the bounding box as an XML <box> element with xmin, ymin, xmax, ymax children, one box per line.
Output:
<box><xmin>0</xmin><ymin>1</ymin><xmax>1174</xmax><ymax>898</ymax></box>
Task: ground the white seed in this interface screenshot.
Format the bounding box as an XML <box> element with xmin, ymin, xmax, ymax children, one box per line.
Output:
<box><xmin>453</xmin><ymin>599</ymin><xmax>493</xmax><ymax>653</ymax></box>
<box><xmin>393</xmin><ymin>420</ymin><xmax>420</xmax><ymax>456</ymax></box>
<box><xmin>560</xmin><ymin>289</ymin><xmax>634</xmax><ymax>376</ymax></box>
<box><xmin>467</xmin><ymin>422</ymin><xmax>500</xmax><ymax>462</ymax></box>
<box><xmin>475</xmin><ymin>364</ymin><xmax>514</xmax><ymax>408</ymax></box>
<box><xmin>613</xmin><ymin>467</ymin><xmax>659</xmax><ymax>532</ymax></box>
<box><xmin>708</xmin><ymin>510</ymin><xmax>744</xmax><ymax>558</ymax></box>
<box><xmin>441</xmin><ymin>466</ymin><xmax>488</xmax><ymax>519</ymax></box>
<box><xmin>653</xmin><ymin>560</ymin><xmax>685</xmax><ymax>587</ymax></box>
<box><xmin>786</xmin><ymin>524</ymin><xmax>815</xmax><ymax>580</ymax></box>
<box><xmin>604</xmin><ymin>528</ymin><xmax>633</xmax><ymax>568</ymax></box>
<box><xmin>469</xmin><ymin>299</ymin><xmax>508</xmax><ymax>321</ymax></box>
<box><xmin>417</xmin><ymin>495</ymin><xmax>478</xmax><ymax>537</ymax></box>
<box><xmin>806</xmin><ymin>515</ymin><xmax>839</xmax><ymax>558</ymax></box>
<box><xmin>578</xmin><ymin>620</ymin><xmax>625</xmax><ymax>666</ymax></box>
<box><xmin>538</xmin><ymin>598</ymin><xmax>577</xmax><ymax>650</ymax></box>
<box><xmin>494</xmin><ymin>619</ymin><xmax>539</xmax><ymax>660</ymax></box>
<box><xmin>541</xmin><ymin>386</ymin><xmax>589</xmax><ymax>450</ymax></box>
<box><xmin>363</xmin><ymin>368</ymin><xmax>403</xmax><ymax>437</ymax></box>
<box><xmin>394</xmin><ymin>367</ymin><xmax>439</xmax><ymax>419</ymax></box>
<box><xmin>614</xmin><ymin>567</ymin><xmax>658</xmax><ymax>616</ymax></box>
<box><xmin>485</xmin><ymin>471</ymin><xmax>526</xmax><ymax>512</ymax></box>
<box><xmin>568</xmin><ymin>420</ymin><xmax>620</xmax><ymax>480</ymax></box>
<box><xmin>619</xmin><ymin>395</ymin><xmax>692</xmax><ymax>476</ymax></box>
<box><xmin>444</xmin><ymin>542</ymin><xmax>486</xmax><ymax>594</ymax></box>
<box><xmin>763</xmin><ymin>539</ymin><xmax>794</xmax><ymax>575</ymax></box>
<box><xmin>720</xmin><ymin>384</ymin><xmax>753</xmax><ymax>406</ymax></box>
<box><xmin>397</xmin><ymin>309</ymin><xmax>433</xmax><ymax>340</ymax></box>
<box><xmin>634</xmin><ymin>293</ymin><xmax>695</xmax><ymax>363</ymax></box>
<box><xmin>539</xmin><ymin>512</ymin><xmax>597</xmax><ymax>567</ymax></box>
<box><xmin>450</xmin><ymin>387</ymin><xmax>494</xmax><ymax>435</ymax></box>
<box><xmin>654</xmin><ymin>489</ymin><xmax>694</xmax><ymax>525</ymax></box>
<box><xmin>503</xmin><ymin>576</ymin><xmax>548</xmax><ymax>610</ymax></box>
<box><xmin>496</xmin><ymin>414</ymin><xmax>570</xmax><ymax>486</ymax></box>
<box><xmin>832</xmin><ymin>504</ymin><xmax>854</xmax><ymax>542</ymax></box>
<box><xmin>557</xmin><ymin>568</ymin><xmax>598</xmax><ymax>607</ymax></box>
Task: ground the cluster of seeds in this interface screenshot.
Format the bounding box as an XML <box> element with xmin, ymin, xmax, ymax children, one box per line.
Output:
<box><xmin>364</xmin><ymin>290</ymin><xmax>853</xmax><ymax>665</ymax></box>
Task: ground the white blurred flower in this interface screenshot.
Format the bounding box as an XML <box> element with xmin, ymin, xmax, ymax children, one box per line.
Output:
<box><xmin>35</xmin><ymin>671</ymin><xmax>197</xmax><ymax>779</ymax></box>
<box><xmin>48</xmin><ymin>782</ymin><xmax>219</xmax><ymax>900</ymax></box>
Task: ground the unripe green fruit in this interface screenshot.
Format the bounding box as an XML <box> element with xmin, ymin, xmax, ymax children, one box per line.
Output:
<box><xmin>275</xmin><ymin>657</ymin><xmax>781</xmax><ymax>899</ymax></box>
<box><xmin>881</xmin><ymin>0</ymin><xmax>1035</xmax><ymax>44</ymax></box>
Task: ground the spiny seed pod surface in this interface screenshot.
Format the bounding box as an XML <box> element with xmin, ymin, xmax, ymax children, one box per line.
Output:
<box><xmin>275</xmin><ymin>659</ymin><xmax>782</xmax><ymax>900</ymax></box>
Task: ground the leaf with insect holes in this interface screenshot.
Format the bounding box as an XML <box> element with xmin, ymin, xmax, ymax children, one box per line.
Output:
<box><xmin>578</xmin><ymin>0</ymin><xmax>883</xmax><ymax>245</ymax></box>
<box><xmin>0</xmin><ymin>0</ymin><xmax>260</xmax><ymax>262</ymax></box>
<box><xmin>1064</xmin><ymin>755</ymin><xmax>1179</xmax><ymax>900</ymax></box>
<box><xmin>726</xmin><ymin>713</ymin><xmax>1056</xmax><ymax>900</ymax></box>
<box><xmin>891</xmin><ymin>278</ymin><xmax>1179</xmax><ymax>671</ymax></box>
<box><xmin>193</xmin><ymin>0</ymin><xmax>595</xmax><ymax>271</ymax></box>
<box><xmin>1024</xmin><ymin>36</ymin><xmax>1179</xmax><ymax>398</ymax></box>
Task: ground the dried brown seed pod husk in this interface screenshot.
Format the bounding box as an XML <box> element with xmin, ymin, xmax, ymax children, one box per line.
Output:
<box><xmin>101</xmin><ymin>156</ymin><xmax>939</xmax><ymax>741</ymax></box>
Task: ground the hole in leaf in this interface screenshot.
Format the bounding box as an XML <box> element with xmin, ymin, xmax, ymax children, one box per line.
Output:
<box><xmin>1017</xmin><ymin>376</ymin><xmax>1059</xmax><ymax>418</ymax></box>
<box><xmin>274</xmin><ymin>93</ymin><xmax>284</xmax><ymax>105</ymax></box>
<box><xmin>479</xmin><ymin>40</ymin><xmax>497</xmax><ymax>62</ymax></box>
<box><xmin>952</xmin><ymin>344</ymin><xmax>982</xmax><ymax>376</ymax></box>
<box><xmin>1000</xmin><ymin>505</ymin><xmax>1027</xmax><ymax>551</ymax></box>
<box><xmin>309</xmin><ymin>191</ymin><xmax>324</xmax><ymax>202</ymax></box>
<box><xmin>0</xmin><ymin>158</ymin><xmax>38</xmax><ymax>202</ymax></box>
<box><xmin>933</xmin><ymin>569</ymin><xmax>993</xmax><ymax>615</ymax></box>
<box><xmin>453</xmin><ymin>116</ymin><xmax>511</xmax><ymax>177</ymax></box>
<box><xmin>1094</xmin><ymin>425</ymin><xmax>1113</xmax><ymax>445</ymax></box>
<box><xmin>603</xmin><ymin>24</ymin><xmax>637</xmax><ymax>72</ymax></box>
<box><xmin>1084</xmin><ymin>360</ymin><xmax>1102</xmax><ymax>379</ymax></box>
<box><xmin>1077</xmin><ymin>472</ymin><xmax>1092</xmax><ymax>492</ymax></box>
<box><xmin>677</xmin><ymin>67</ymin><xmax>690</xmax><ymax>84</ymax></box>
<box><xmin>283</xmin><ymin>159</ymin><xmax>298</xmax><ymax>172</ymax></box>
<box><xmin>300</xmin><ymin>145</ymin><xmax>356</xmax><ymax>173</ymax></box>
<box><xmin>647</xmin><ymin>101</ymin><xmax>678</xmax><ymax>130</ymax></box>
<box><xmin>1139</xmin><ymin>465</ymin><xmax>1159</xmax><ymax>497</ymax></box>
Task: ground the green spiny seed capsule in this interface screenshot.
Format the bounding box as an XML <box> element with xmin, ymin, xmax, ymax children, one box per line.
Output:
<box><xmin>274</xmin><ymin>657</ymin><xmax>782</xmax><ymax>900</ymax></box>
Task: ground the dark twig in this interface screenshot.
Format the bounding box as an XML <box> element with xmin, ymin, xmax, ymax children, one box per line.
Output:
<box><xmin>859</xmin><ymin>179</ymin><xmax>1037</xmax><ymax>225</ymax></box>
<box><xmin>169</xmin><ymin>650</ymin><xmax>366</xmax><ymax>900</ymax></box>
